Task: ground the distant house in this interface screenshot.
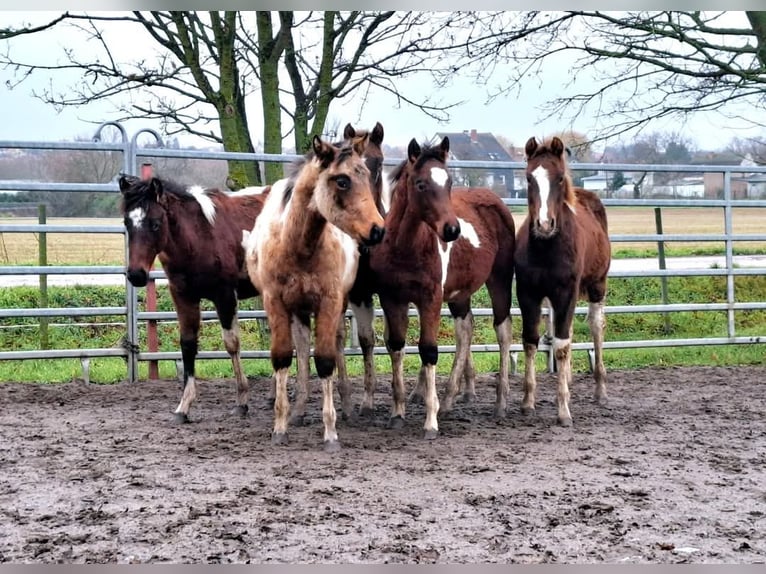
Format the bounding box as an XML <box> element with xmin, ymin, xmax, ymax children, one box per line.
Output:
<box><xmin>433</xmin><ymin>129</ymin><xmax>521</xmax><ymax>197</ymax></box>
<box><xmin>580</xmin><ymin>169</ymin><xmax>654</xmax><ymax>198</ymax></box>
<box><xmin>690</xmin><ymin>151</ymin><xmax>749</xmax><ymax>199</ymax></box>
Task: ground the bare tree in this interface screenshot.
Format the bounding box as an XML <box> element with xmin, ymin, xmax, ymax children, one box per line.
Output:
<box><xmin>460</xmin><ymin>11</ymin><xmax>766</xmax><ymax>144</ymax></box>
<box><xmin>0</xmin><ymin>11</ymin><xmax>494</xmax><ymax>185</ymax></box>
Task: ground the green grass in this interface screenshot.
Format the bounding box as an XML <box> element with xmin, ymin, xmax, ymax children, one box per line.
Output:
<box><xmin>1</xmin><ymin>271</ymin><xmax>765</xmax><ymax>384</ymax></box>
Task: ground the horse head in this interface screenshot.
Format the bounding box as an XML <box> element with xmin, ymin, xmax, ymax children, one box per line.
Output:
<box><xmin>400</xmin><ymin>136</ymin><xmax>460</xmax><ymax>242</ymax></box>
<box><xmin>119</xmin><ymin>175</ymin><xmax>171</xmax><ymax>287</ymax></box>
<box><xmin>524</xmin><ymin>136</ymin><xmax>576</xmax><ymax>239</ymax></box>
<box><xmin>310</xmin><ymin>135</ymin><xmax>385</xmax><ymax>247</ymax></box>
<box><xmin>343</xmin><ymin>122</ymin><xmax>386</xmax><ymax>215</ymax></box>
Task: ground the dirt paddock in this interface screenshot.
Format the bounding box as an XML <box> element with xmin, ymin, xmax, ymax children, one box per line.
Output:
<box><xmin>1</xmin><ymin>365</ymin><xmax>765</xmax><ymax>564</ymax></box>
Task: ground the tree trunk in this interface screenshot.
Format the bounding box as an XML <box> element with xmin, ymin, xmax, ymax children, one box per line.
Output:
<box><xmin>746</xmin><ymin>11</ymin><xmax>766</xmax><ymax>68</ymax></box>
<box><xmin>257</xmin><ymin>12</ymin><xmax>286</xmax><ymax>184</ymax></box>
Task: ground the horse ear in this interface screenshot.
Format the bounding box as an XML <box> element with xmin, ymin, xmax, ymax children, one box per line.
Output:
<box><xmin>524</xmin><ymin>137</ymin><xmax>538</xmax><ymax>159</ymax></box>
<box><xmin>352</xmin><ymin>132</ymin><xmax>370</xmax><ymax>156</ymax></box>
<box><xmin>370</xmin><ymin>122</ymin><xmax>384</xmax><ymax>146</ymax></box>
<box><xmin>313</xmin><ymin>135</ymin><xmax>335</xmax><ymax>166</ymax></box>
<box><xmin>148</xmin><ymin>177</ymin><xmax>164</xmax><ymax>200</ymax></box>
<box><xmin>343</xmin><ymin>123</ymin><xmax>356</xmax><ymax>140</ymax></box>
<box><xmin>440</xmin><ymin>136</ymin><xmax>450</xmax><ymax>156</ymax></box>
<box><xmin>118</xmin><ymin>174</ymin><xmax>137</xmax><ymax>194</ymax></box>
<box><xmin>550</xmin><ymin>136</ymin><xmax>565</xmax><ymax>158</ymax></box>
<box><xmin>407</xmin><ymin>138</ymin><xmax>421</xmax><ymax>162</ymax></box>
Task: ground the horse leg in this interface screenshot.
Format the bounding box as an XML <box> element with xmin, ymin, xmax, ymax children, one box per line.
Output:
<box><xmin>170</xmin><ymin>294</ymin><xmax>201</xmax><ymax>424</ymax></box>
<box><xmin>290</xmin><ymin>313</ymin><xmax>311</xmax><ymax>427</ymax></box>
<box><xmin>213</xmin><ymin>291</ymin><xmax>249</xmax><ymax>418</ymax></box>
<box><xmin>518</xmin><ymin>287</ymin><xmax>543</xmax><ymax>416</ymax></box>
<box><xmin>381</xmin><ymin>300</ymin><xmax>409</xmax><ymax>429</ymax></box>
<box><xmin>314</xmin><ymin>301</ymin><xmax>343</xmax><ymax>452</ymax></box>
<box><xmin>487</xmin><ymin>273</ymin><xmax>513</xmax><ymax>419</ymax></box>
<box><xmin>335</xmin><ymin>309</ymin><xmax>354</xmax><ymax>422</ymax></box>
<box><xmin>263</xmin><ymin>294</ymin><xmax>294</xmax><ymax>445</ymax></box>
<box><xmin>441</xmin><ymin>301</ymin><xmax>471</xmax><ymax>414</ymax></box>
<box><xmin>587</xmin><ymin>297</ymin><xmax>608</xmax><ymax>406</ymax></box>
<box><xmin>418</xmin><ymin>302</ymin><xmax>442</xmax><ymax>440</ymax></box>
<box><xmin>350</xmin><ymin>299</ymin><xmax>377</xmax><ymax>418</ymax></box>
<box><xmin>551</xmin><ymin>295</ymin><xmax>577</xmax><ymax>427</ymax></box>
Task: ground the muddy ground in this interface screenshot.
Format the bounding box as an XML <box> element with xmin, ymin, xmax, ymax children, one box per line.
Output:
<box><xmin>0</xmin><ymin>365</ymin><xmax>765</xmax><ymax>564</ymax></box>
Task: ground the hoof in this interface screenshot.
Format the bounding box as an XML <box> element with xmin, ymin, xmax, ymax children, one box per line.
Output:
<box><xmin>323</xmin><ymin>439</ymin><xmax>342</xmax><ymax>453</ymax></box>
<box><xmin>492</xmin><ymin>408</ymin><xmax>506</xmax><ymax>421</ymax></box>
<box><xmin>173</xmin><ymin>412</ymin><xmax>190</xmax><ymax>424</ymax></box>
<box><xmin>520</xmin><ymin>406</ymin><xmax>536</xmax><ymax>417</ymax></box>
<box><xmin>458</xmin><ymin>392</ymin><xmax>477</xmax><ymax>404</ymax></box>
<box><xmin>359</xmin><ymin>406</ymin><xmax>375</xmax><ymax>419</ymax></box>
<box><xmin>423</xmin><ymin>429</ymin><xmax>439</xmax><ymax>440</ymax></box>
<box><xmin>231</xmin><ymin>404</ymin><xmax>249</xmax><ymax>418</ymax></box>
<box><xmin>387</xmin><ymin>415</ymin><xmax>405</xmax><ymax>430</ymax></box>
<box><xmin>271</xmin><ymin>431</ymin><xmax>288</xmax><ymax>445</ymax></box>
<box><xmin>596</xmin><ymin>395</ymin><xmax>609</xmax><ymax>407</ymax></box>
<box><xmin>557</xmin><ymin>416</ymin><xmax>573</xmax><ymax>427</ymax></box>
<box><xmin>289</xmin><ymin>414</ymin><xmax>306</xmax><ymax>427</ymax></box>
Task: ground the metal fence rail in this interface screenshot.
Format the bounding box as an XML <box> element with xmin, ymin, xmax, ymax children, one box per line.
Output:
<box><xmin>2</xmin><ymin>122</ymin><xmax>766</xmax><ymax>382</ymax></box>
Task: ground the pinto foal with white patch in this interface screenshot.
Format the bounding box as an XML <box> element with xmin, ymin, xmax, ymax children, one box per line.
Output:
<box><xmin>367</xmin><ymin>137</ymin><xmax>516</xmax><ymax>438</ymax></box>
<box><xmin>245</xmin><ymin>135</ymin><xmax>385</xmax><ymax>452</ymax></box>
<box><xmin>119</xmin><ymin>175</ymin><xmax>268</xmax><ymax>423</ymax></box>
<box><xmin>514</xmin><ymin>136</ymin><xmax>611</xmax><ymax>426</ymax></box>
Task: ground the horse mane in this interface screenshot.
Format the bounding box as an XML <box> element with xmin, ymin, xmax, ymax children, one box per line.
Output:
<box><xmin>528</xmin><ymin>138</ymin><xmax>577</xmax><ymax>208</ymax></box>
<box><xmin>120</xmin><ymin>176</ymin><xmax>216</xmax><ymax>213</ymax></box>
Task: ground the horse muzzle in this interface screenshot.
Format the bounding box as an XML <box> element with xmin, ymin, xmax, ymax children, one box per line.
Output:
<box><xmin>533</xmin><ymin>219</ymin><xmax>557</xmax><ymax>239</ymax></box>
<box><xmin>363</xmin><ymin>224</ymin><xmax>385</xmax><ymax>247</ymax></box>
<box><xmin>127</xmin><ymin>268</ymin><xmax>149</xmax><ymax>287</ymax></box>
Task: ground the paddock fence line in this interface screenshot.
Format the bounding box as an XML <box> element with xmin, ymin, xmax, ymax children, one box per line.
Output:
<box><xmin>2</xmin><ymin>122</ymin><xmax>766</xmax><ymax>382</ymax></box>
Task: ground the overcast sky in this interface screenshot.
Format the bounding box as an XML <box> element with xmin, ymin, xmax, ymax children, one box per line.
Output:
<box><xmin>1</xmin><ymin>11</ymin><xmax>763</xmax><ymax>153</ymax></box>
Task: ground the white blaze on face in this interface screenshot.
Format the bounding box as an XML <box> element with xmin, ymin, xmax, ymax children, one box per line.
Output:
<box><xmin>531</xmin><ymin>165</ymin><xmax>551</xmax><ymax>226</ymax></box>
<box><xmin>430</xmin><ymin>167</ymin><xmax>449</xmax><ymax>187</ymax></box>
<box><xmin>187</xmin><ymin>185</ymin><xmax>217</xmax><ymax>225</ymax></box>
<box><xmin>128</xmin><ymin>207</ymin><xmax>146</xmax><ymax>229</ymax></box>
<box><xmin>457</xmin><ymin>218</ymin><xmax>480</xmax><ymax>248</ymax></box>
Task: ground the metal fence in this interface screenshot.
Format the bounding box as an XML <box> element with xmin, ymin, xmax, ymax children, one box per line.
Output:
<box><xmin>1</xmin><ymin>123</ymin><xmax>766</xmax><ymax>382</ymax></box>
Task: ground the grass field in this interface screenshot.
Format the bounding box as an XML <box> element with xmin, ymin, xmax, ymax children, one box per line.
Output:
<box><xmin>3</xmin><ymin>206</ymin><xmax>766</xmax><ymax>266</ymax></box>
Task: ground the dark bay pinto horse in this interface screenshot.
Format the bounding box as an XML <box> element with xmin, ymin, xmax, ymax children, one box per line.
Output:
<box><xmin>367</xmin><ymin>137</ymin><xmax>516</xmax><ymax>438</ymax></box>
<box><xmin>119</xmin><ymin>175</ymin><xmax>267</xmax><ymax>423</ymax></box>
<box><xmin>245</xmin><ymin>134</ymin><xmax>385</xmax><ymax>452</ymax></box>
<box><xmin>514</xmin><ymin>136</ymin><xmax>611</xmax><ymax>426</ymax></box>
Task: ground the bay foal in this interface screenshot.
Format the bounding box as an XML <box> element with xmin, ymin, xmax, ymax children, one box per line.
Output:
<box><xmin>367</xmin><ymin>137</ymin><xmax>516</xmax><ymax>438</ymax></box>
<box><xmin>514</xmin><ymin>136</ymin><xmax>611</xmax><ymax>426</ymax></box>
<box><xmin>245</xmin><ymin>134</ymin><xmax>384</xmax><ymax>451</ymax></box>
<box><xmin>119</xmin><ymin>175</ymin><xmax>267</xmax><ymax>422</ymax></box>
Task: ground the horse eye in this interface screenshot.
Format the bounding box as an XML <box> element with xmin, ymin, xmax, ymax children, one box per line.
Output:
<box><xmin>415</xmin><ymin>180</ymin><xmax>427</xmax><ymax>193</ymax></box>
<box><xmin>150</xmin><ymin>220</ymin><xmax>161</xmax><ymax>232</ymax></box>
<box><xmin>335</xmin><ymin>175</ymin><xmax>351</xmax><ymax>191</ymax></box>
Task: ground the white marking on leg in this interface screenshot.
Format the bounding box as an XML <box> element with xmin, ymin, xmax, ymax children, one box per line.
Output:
<box><xmin>553</xmin><ymin>337</ymin><xmax>572</xmax><ymax>424</ymax></box>
<box><xmin>430</xmin><ymin>167</ymin><xmax>449</xmax><ymax>187</ymax></box>
<box><xmin>127</xmin><ymin>207</ymin><xmax>145</xmax><ymax>229</ymax></box>
<box><xmin>442</xmin><ymin>314</ymin><xmax>471</xmax><ymax>412</ymax></box>
<box><xmin>174</xmin><ymin>375</ymin><xmax>198</xmax><ymax>416</ymax></box>
<box><xmin>352</xmin><ymin>302</ymin><xmax>377</xmax><ymax>412</ymax></box>
<box><xmin>222</xmin><ymin>317</ymin><xmax>248</xmax><ymax>407</ymax></box>
<box><xmin>494</xmin><ymin>316</ymin><xmax>511</xmax><ymax>415</ymax></box>
<box><xmin>322</xmin><ymin>376</ymin><xmax>339</xmax><ymax>444</ymax></box>
<box><xmin>187</xmin><ymin>185</ymin><xmax>217</xmax><ymax>225</ymax></box>
<box><xmin>423</xmin><ymin>364</ymin><xmax>440</xmax><ymax>433</ymax></box>
<box><xmin>272</xmin><ymin>369</ymin><xmax>290</xmax><ymax>435</ymax></box>
<box><xmin>522</xmin><ymin>343</ymin><xmax>537</xmax><ymax>412</ymax></box>
<box><xmin>391</xmin><ymin>349</ymin><xmax>407</xmax><ymax>419</ymax></box>
<box><xmin>588</xmin><ymin>301</ymin><xmax>608</xmax><ymax>402</ymax></box>
<box><xmin>457</xmin><ymin>218</ymin><xmax>481</xmax><ymax>248</ymax></box>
